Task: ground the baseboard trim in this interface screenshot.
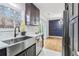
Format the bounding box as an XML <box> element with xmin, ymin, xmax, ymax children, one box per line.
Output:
<box><xmin>47</xmin><ymin>36</ymin><xmax>63</xmax><ymax>39</ymax></box>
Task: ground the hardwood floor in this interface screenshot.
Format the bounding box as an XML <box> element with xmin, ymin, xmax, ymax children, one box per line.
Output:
<box><xmin>44</xmin><ymin>36</ymin><xmax>62</xmax><ymax>52</ymax></box>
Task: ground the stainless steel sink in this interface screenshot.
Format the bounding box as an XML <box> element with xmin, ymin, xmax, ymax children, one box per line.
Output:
<box><xmin>2</xmin><ymin>36</ymin><xmax>32</xmax><ymax>45</ymax></box>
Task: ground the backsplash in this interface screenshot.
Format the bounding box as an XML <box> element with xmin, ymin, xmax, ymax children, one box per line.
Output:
<box><xmin>26</xmin><ymin>26</ymin><xmax>39</xmax><ymax>34</ymax></box>
<box><xmin>0</xmin><ymin>28</ymin><xmax>14</xmax><ymax>41</ymax></box>
<box><xmin>0</xmin><ymin>26</ymin><xmax>39</xmax><ymax>41</ymax></box>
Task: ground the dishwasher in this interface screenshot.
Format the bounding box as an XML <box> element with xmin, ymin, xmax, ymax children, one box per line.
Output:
<box><xmin>36</xmin><ymin>36</ymin><xmax>42</xmax><ymax>55</ymax></box>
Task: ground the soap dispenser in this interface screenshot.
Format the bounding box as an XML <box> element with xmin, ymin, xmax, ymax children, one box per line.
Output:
<box><xmin>20</xmin><ymin>19</ymin><xmax>26</xmax><ymax>35</ymax></box>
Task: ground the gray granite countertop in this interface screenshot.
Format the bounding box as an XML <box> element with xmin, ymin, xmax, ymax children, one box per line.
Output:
<box><xmin>0</xmin><ymin>33</ymin><xmax>43</xmax><ymax>50</ymax></box>
<box><xmin>26</xmin><ymin>33</ymin><xmax>43</xmax><ymax>37</ymax></box>
<box><xmin>0</xmin><ymin>41</ymin><xmax>9</xmax><ymax>49</ymax></box>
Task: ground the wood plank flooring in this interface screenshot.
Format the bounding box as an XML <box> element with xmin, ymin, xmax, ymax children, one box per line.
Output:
<box><xmin>44</xmin><ymin>36</ymin><xmax>62</xmax><ymax>52</ymax></box>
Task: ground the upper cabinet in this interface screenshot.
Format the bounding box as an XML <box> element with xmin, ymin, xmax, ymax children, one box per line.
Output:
<box><xmin>25</xmin><ymin>3</ymin><xmax>40</xmax><ymax>26</ymax></box>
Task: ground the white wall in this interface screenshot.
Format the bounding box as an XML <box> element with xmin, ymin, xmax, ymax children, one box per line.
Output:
<box><xmin>40</xmin><ymin>16</ymin><xmax>49</xmax><ymax>39</ymax></box>
<box><xmin>43</xmin><ymin>19</ymin><xmax>49</xmax><ymax>39</ymax></box>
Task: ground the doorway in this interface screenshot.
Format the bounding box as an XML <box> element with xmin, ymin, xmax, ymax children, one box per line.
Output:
<box><xmin>44</xmin><ymin>19</ymin><xmax>63</xmax><ymax>54</ymax></box>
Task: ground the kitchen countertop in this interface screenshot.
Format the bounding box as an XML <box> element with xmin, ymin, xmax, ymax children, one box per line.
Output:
<box><xmin>0</xmin><ymin>33</ymin><xmax>43</xmax><ymax>41</ymax></box>
<box><xmin>0</xmin><ymin>33</ymin><xmax>43</xmax><ymax>50</ymax></box>
<box><xmin>26</xmin><ymin>33</ymin><xmax>43</xmax><ymax>37</ymax></box>
<box><xmin>0</xmin><ymin>41</ymin><xmax>8</xmax><ymax>49</ymax></box>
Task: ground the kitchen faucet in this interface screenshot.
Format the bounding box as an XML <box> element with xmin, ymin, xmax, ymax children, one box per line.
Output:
<box><xmin>14</xmin><ymin>27</ymin><xmax>20</xmax><ymax>37</ymax></box>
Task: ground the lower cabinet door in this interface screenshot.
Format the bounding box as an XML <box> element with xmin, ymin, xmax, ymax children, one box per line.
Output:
<box><xmin>0</xmin><ymin>48</ymin><xmax>7</xmax><ymax>56</ymax></box>
<box><xmin>16</xmin><ymin>44</ymin><xmax>36</xmax><ymax>56</ymax></box>
<box><xmin>26</xmin><ymin>44</ymin><xmax>36</xmax><ymax>56</ymax></box>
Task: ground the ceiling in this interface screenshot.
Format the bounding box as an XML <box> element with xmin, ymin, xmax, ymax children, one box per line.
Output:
<box><xmin>34</xmin><ymin>3</ymin><xmax>65</xmax><ymax>20</ymax></box>
<box><xmin>1</xmin><ymin>3</ymin><xmax>65</xmax><ymax>20</ymax></box>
